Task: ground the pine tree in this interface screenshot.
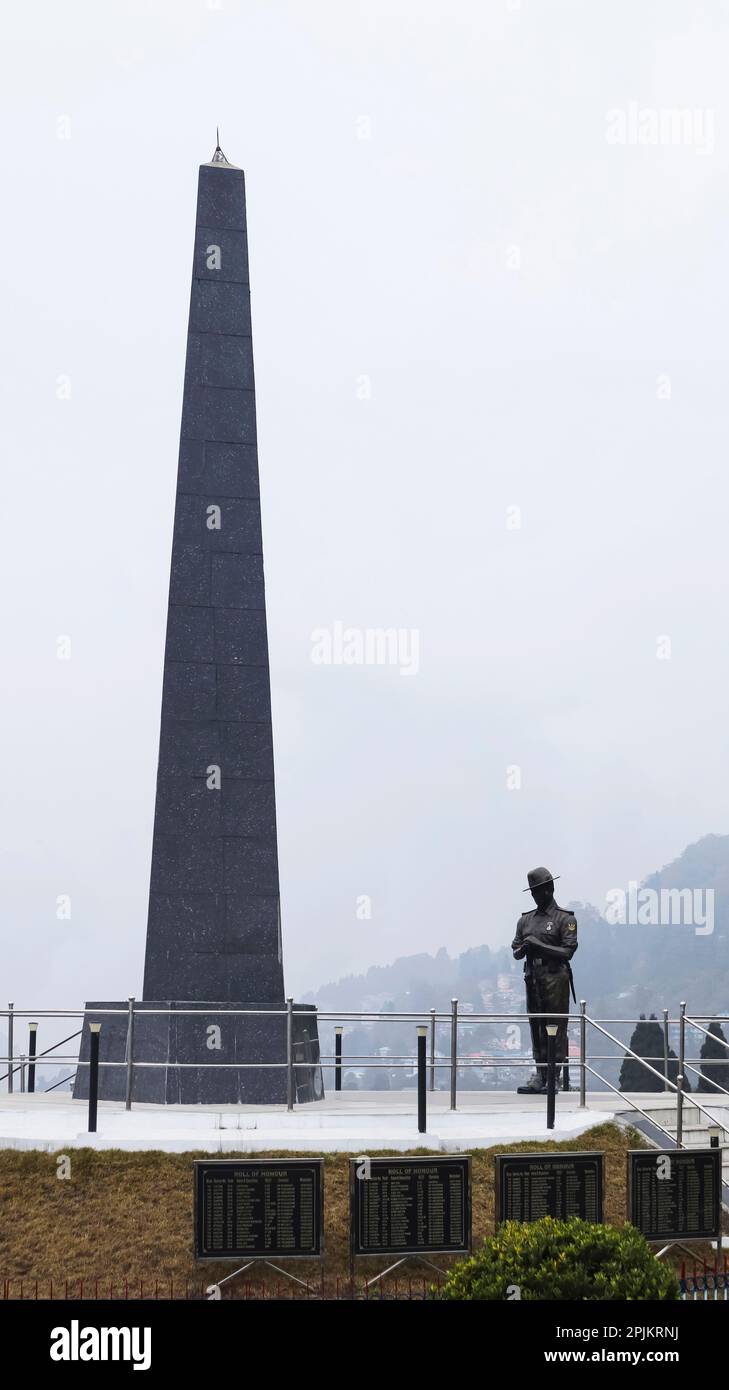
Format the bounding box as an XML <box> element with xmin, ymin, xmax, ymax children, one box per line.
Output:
<box><xmin>619</xmin><ymin>1016</ymin><xmax>662</xmax><ymax>1091</ymax></box>
<box><xmin>697</xmin><ymin>1021</ymin><xmax>729</xmax><ymax>1094</ymax></box>
<box><xmin>619</xmin><ymin>1014</ymin><xmax>691</xmax><ymax>1092</ymax></box>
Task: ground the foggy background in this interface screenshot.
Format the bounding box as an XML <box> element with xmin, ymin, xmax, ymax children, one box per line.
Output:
<box><xmin>1</xmin><ymin>0</ymin><xmax>728</xmax><ymax>1019</ymax></box>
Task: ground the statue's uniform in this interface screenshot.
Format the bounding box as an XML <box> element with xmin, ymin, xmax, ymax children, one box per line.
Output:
<box><xmin>511</xmin><ymin>905</ymin><xmax>577</xmax><ymax>1086</ymax></box>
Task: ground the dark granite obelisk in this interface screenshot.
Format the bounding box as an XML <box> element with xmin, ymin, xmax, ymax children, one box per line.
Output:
<box><xmin>75</xmin><ymin>146</ymin><xmax>322</xmax><ymax>1105</ymax></box>
<box><xmin>144</xmin><ymin>148</ymin><xmax>283</xmax><ymax>1006</ymax></box>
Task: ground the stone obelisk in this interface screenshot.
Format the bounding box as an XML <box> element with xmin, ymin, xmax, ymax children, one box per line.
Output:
<box><xmin>75</xmin><ymin>145</ymin><xmax>322</xmax><ymax>1104</ymax></box>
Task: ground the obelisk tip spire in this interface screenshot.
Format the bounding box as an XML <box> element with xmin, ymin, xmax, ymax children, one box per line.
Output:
<box><xmin>211</xmin><ymin>127</ymin><xmax>230</xmax><ymax>165</ymax></box>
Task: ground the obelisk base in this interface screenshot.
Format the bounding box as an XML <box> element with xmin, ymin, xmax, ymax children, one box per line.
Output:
<box><xmin>73</xmin><ymin>1001</ymin><xmax>323</xmax><ymax>1105</ymax></box>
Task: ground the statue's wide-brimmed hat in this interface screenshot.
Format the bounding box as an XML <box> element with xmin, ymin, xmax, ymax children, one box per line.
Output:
<box><xmin>523</xmin><ymin>866</ymin><xmax>560</xmax><ymax>892</ymax></box>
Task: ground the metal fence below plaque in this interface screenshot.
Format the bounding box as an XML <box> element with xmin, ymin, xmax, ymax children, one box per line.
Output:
<box><xmin>194</xmin><ymin>1159</ymin><xmax>323</xmax><ymax>1262</ymax></box>
<box><xmin>495</xmin><ymin>1152</ymin><xmax>604</xmax><ymax>1224</ymax></box>
<box><xmin>628</xmin><ymin>1149</ymin><xmax>721</xmax><ymax>1245</ymax></box>
<box><xmin>350</xmin><ymin>1156</ymin><xmax>471</xmax><ymax>1260</ymax></box>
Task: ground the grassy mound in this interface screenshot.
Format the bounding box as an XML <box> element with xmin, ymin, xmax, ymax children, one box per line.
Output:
<box><xmin>0</xmin><ymin>1123</ymin><xmax>663</xmax><ymax>1298</ymax></box>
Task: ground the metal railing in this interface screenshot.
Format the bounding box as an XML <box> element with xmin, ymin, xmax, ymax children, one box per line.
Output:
<box><xmin>1</xmin><ymin>1000</ymin><xmax>729</xmax><ymax>1147</ymax></box>
<box><xmin>0</xmin><ymin>1268</ymin><xmax>723</xmax><ymax>1300</ymax></box>
<box><xmin>680</xmin><ymin>1262</ymin><xmax>729</xmax><ymax>1301</ymax></box>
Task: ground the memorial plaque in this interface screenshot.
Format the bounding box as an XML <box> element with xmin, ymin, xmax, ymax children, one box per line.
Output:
<box><xmin>495</xmin><ymin>1152</ymin><xmax>603</xmax><ymax>1224</ymax></box>
<box><xmin>194</xmin><ymin>1159</ymin><xmax>323</xmax><ymax>1260</ymax></box>
<box><xmin>628</xmin><ymin>1149</ymin><xmax>721</xmax><ymax>1243</ymax></box>
<box><xmin>350</xmin><ymin>1157</ymin><xmax>471</xmax><ymax>1257</ymax></box>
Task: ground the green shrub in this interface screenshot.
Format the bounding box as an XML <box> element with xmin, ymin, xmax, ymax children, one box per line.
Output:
<box><xmin>434</xmin><ymin>1217</ymin><xmax>679</xmax><ymax>1300</ymax></box>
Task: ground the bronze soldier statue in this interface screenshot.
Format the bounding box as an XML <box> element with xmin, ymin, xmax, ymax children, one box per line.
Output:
<box><xmin>511</xmin><ymin>867</ymin><xmax>577</xmax><ymax>1095</ymax></box>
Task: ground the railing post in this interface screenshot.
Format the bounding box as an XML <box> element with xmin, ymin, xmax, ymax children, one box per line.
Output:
<box><xmin>677</xmin><ymin>1001</ymin><xmax>686</xmax><ymax>1145</ymax></box>
<box><xmin>7</xmin><ymin>1002</ymin><xmax>13</xmax><ymax>1094</ymax></box>
<box><xmin>579</xmin><ymin>1000</ymin><xmax>586</xmax><ymax>1108</ymax></box>
<box><xmin>662</xmin><ymin>1008</ymin><xmax>670</xmax><ymax>1092</ymax></box>
<box><xmin>124</xmin><ymin>997</ymin><xmax>135</xmax><ymax>1111</ymax></box>
<box><xmin>417</xmin><ymin>1026</ymin><xmax>427</xmax><ymax>1133</ymax></box>
<box><xmin>334</xmin><ymin>1027</ymin><xmax>342</xmax><ymax>1092</ymax></box>
<box><xmin>88</xmin><ymin>1024</ymin><xmax>100</xmax><ymax>1133</ymax></box>
<box><xmin>19</xmin><ymin>1053</ymin><xmax>26</xmax><ymax>1093</ymax></box>
<box><xmin>28</xmin><ymin>1023</ymin><xmax>38</xmax><ymax>1094</ymax></box>
<box><xmin>429</xmin><ymin>1008</ymin><xmax>436</xmax><ymax>1092</ymax></box>
<box><xmin>450</xmin><ymin>998</ymin><xmax>458</xmax><ymax>1111</ymax></box>
<box><xmin>286</xmin><ymin>998</ymin><xmax>294</xmax><ymax>1111</ymax></box>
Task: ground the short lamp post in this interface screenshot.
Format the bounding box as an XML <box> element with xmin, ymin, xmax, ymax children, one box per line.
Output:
<box><xmin>546</xmin><ymin>1025</ymin><xmax>558</xmax><ymax>1131</ymax></box>
<box><xmin>334</xmin><ymin>1027</ymin><xmax>343</xmax><ymax>1093</ymax></box>
<box><xmin>88</xmin><ymin>1023</ymin><xmax>101</xmax><ymax>1134</ymax></box>
<box><xmin>417</xmin><ymin>1026</ymin><xmax>427</xmax><ymax>1134</ymax></box>
<box><xmin>28</xmin><ymin>1022</ymin><xmax>38</xmax><ymax>1094</ymax></box>
<box><xmin>708</xmin><ymin>1126</ymin><xmax>724</xmax><ymax>1251</ymax></box>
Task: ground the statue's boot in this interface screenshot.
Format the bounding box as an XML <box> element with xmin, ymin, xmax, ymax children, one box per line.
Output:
<box><xmin>517</xmin><ymin>1071</ymin><xmax>547</xmax><ymax>1095</ymax></box>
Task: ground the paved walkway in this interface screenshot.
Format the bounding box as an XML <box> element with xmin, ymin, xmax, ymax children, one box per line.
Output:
<box><xmin>0</xmin><ymin>1089</ymin><xmax>622</xmax><ymax>1153</ymax></box>
<box><xmin>3</xmin><ymin>1088</ymin><xmax>724</xmax><ymax>1154</ymax></box>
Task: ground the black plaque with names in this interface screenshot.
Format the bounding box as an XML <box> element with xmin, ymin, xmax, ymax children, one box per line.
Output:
<box><xmin>495</xmin><ymin>1152</ymin><xmax>604</xmax><ymax>1224</ymax></box>
<box><xmin>350</xmin><ymin>1156</ymin><xmax>471</xmax><ymax>1257</ymax></box>
<box><xmin>193</xmin><ymin>1159</ymin><xmax>323</xmax><ymax>1261</ymax></box>
<box><xmin>628</xmin><ymin>1149</ymin><xmax>721</xmax><ymax>1243</ymax></box>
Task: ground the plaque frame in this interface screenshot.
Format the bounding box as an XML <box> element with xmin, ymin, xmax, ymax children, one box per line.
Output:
<box><xmin>193</xmin><ymin>1158</ymin><xmax>325</xmax><ymax>1294</ymax></box>
<box><xmin>627</xmin><ymin>1147</ymin><xmax>722</xmax><ymax>1250</ymax></box>
<box><xmin>494</xmin><ymin>1150</ymin><xmax>604</xmax><ymax>1225</ymax></box>
<box><xmin>349</xmin><ymin>1155</ymin><xmax>472</xmax><ymax>1288</ymax></box>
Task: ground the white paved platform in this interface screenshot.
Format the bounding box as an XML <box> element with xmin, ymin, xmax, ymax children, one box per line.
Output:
<box><xmin>0</xmin><ymin>1090</ymin><xmax>620</xmax><ymax>1153</ymax></box>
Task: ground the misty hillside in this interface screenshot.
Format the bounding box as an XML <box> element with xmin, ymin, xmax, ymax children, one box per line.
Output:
<box><xmin>303</xmin><ymin>834</ymin><xmax>729</xmax><ymax>1020</ymax></box>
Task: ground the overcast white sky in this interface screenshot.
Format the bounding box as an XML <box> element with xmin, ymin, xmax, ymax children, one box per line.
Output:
<box><xmin>2</xmin><ymin>1</ymin><xmax>729</xmax><ymax>1018</ymax></box>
